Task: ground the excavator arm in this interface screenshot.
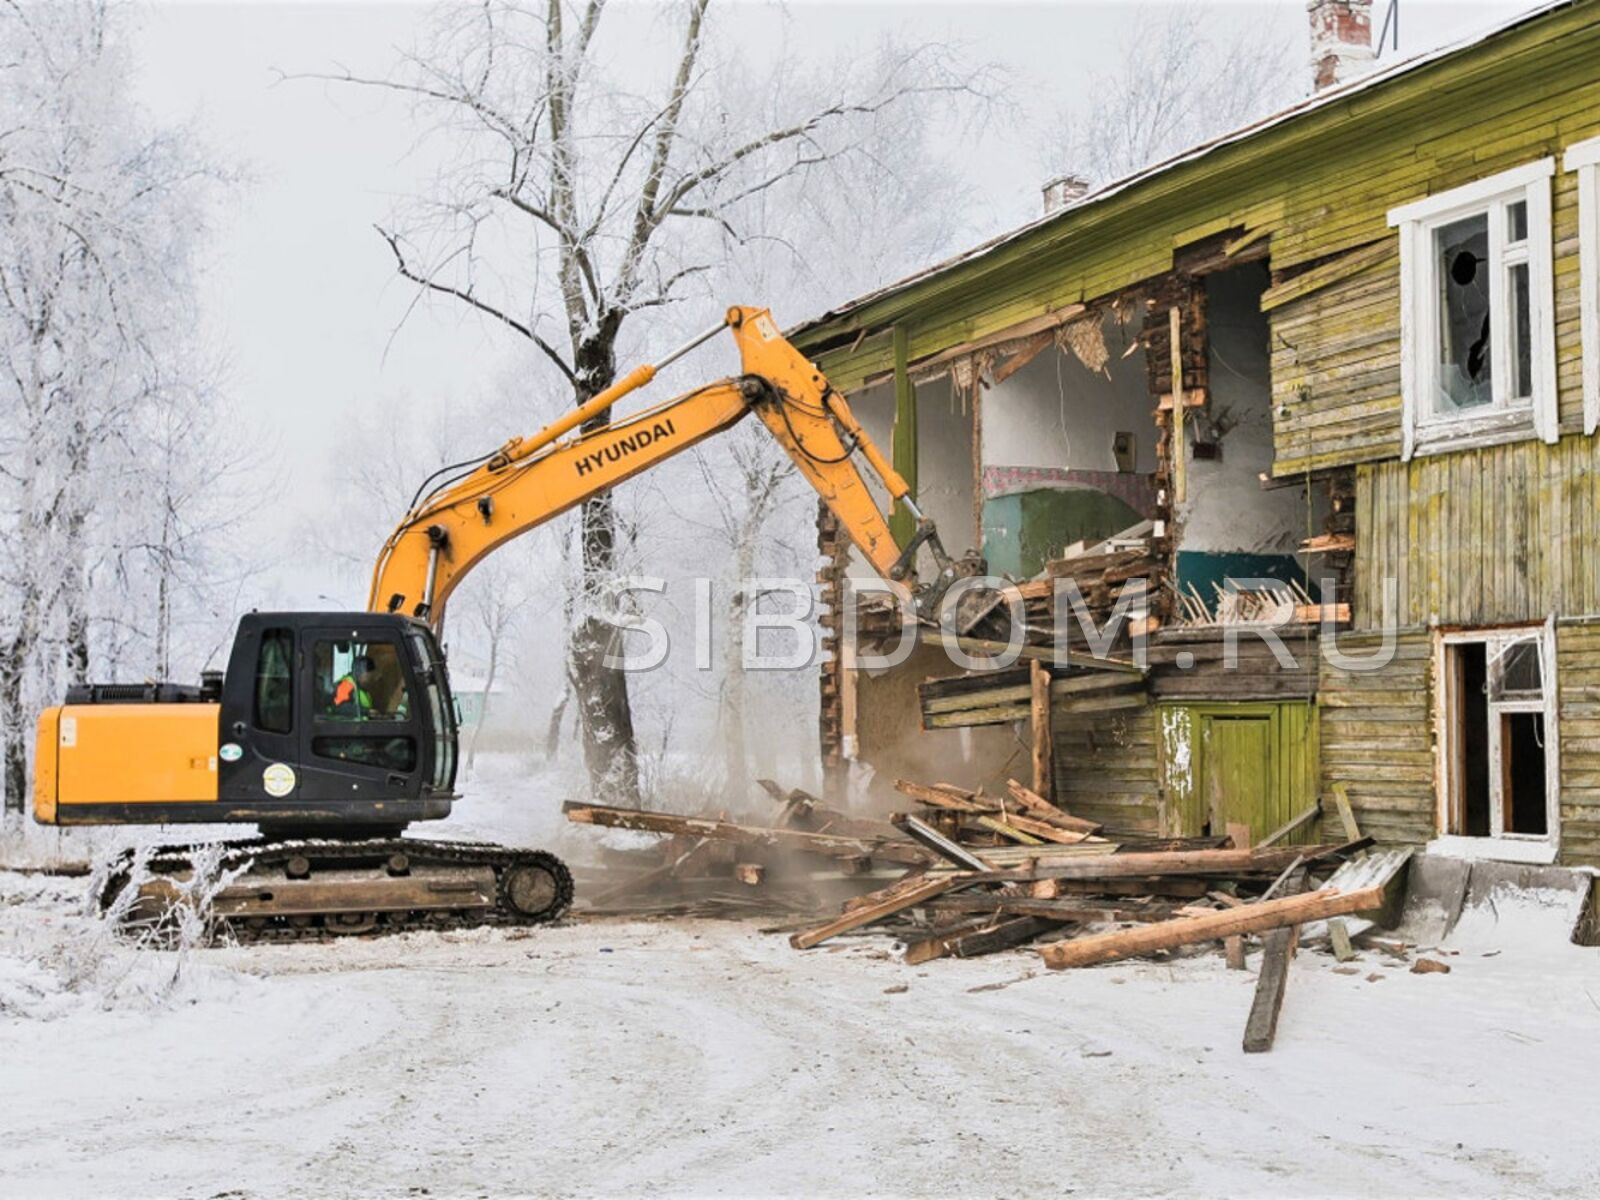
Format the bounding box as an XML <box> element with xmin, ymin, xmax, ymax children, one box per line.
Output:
<box><xmin>369</xmin><ymin>305</ymin><xmax>975</xmax><ymax>627</ymax></box>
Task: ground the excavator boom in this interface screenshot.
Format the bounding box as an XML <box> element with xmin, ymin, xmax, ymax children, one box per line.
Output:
<box><xmin>369</xmin><ymin>305</ymin><xmax>962</xmax><ymax>627</ymax></box>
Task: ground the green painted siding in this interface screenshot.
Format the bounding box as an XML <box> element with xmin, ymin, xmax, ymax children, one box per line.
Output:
<box><xmin>1353</xmin><ymin>434</ymin><xmax>1600</xmax><ymax>630</ymax></box>
<box><xmin>1316</xmin><ymin>629</ymin><xmax>1438</xmax><ymax>846</ymax></box>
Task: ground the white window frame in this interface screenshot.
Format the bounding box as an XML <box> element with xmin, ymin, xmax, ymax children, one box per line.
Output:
<box><xmin>1430</xmin><ymin>618</ymin><xmax>1560</xmax><ymax>865</ymax></box>
<box><xmin>1567</xmin><ymin>136</ymin><xmax>1600</xmax><ymax>436</ymax></box>
<box><xmin>1389</xmin><ymin>159</ymin><xmax>1558</xmax><ymax>460</ymax></box>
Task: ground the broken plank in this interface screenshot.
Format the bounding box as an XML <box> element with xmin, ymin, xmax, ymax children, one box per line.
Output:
<box><xmin>988</xmin><ymin>811</ymin><xmax>1094</xmax><ymax>846</ymax></box>
<box><xmin>1039</xmin><ymin>885</ymin><xmax>1385</xmax><ymax>970</ymax></box>
<box><xmin>791</xmin><ymin>874</ymin><xmax>970</xmax><ymax>949</ymax></box>
<box><xmin>1030</xmin><ymin>658</ymin><xmax>1053</xmax><ymax>801</ymax></box>
<box><xmin>1242</xmin><ymin>926</ymin><xmax>1296</xmax><ymax>1052</ymax></box>
<box><xmin>1256</xmin><ymin>802</ymin><xmax>1322</xmax><ymax>849</ymax></box>
<box><xmin>891</xmin><ymin>813</ymin><xmax>997</xmax><ymax>872</ymax></box>
<box><xmin>1004</xmin><ymin>779</ymin><xmax>1102</xmax><ymax>833</ymax></box>
<box><xmin>972</xmin><ymin>815</ymin><xmax>1044</xmax><ymax>845</ymax></box>
<box><xmin>893</xmin><ymin>779</ymin><xmax>998</xmax><ymax>814</ymax></box>
<box><xmin>923</xmin><ymin>895</ymin><xmax>1177</xmax><ymax>923</ymax></box>
<box><xmin>563</xmin><ymin>802</ymin><xmax>929</xmax><ymax>866</ymax></box>
<box><xmin>1331</xmin><ymin>783</ymin><xmax>1363</xmax><ymax>843</ymax></box>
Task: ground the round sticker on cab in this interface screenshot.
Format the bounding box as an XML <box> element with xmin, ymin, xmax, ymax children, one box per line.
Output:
<box><xmin>219</xmin><ymin>742</ymin><xmax>243</xmax><ymax>763</ymax></box>
<box><xmin>262</xmin><ymin>762</ymin><xmax>297</xmax><ymax>798</ymax></box>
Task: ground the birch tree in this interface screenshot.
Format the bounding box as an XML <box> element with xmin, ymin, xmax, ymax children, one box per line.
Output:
<box><xmin>321</xmin><ymin>0</ymin><xmax>986</xmax><ymax>803</ymax></box>
<box><xmin>0</xmin><ymin>1</ymin><xmax>239</xmax><ymax>817</ymax></box>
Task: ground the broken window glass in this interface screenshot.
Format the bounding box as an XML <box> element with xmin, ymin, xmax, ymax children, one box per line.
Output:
<box><xmin>1489</xmin><ymin>637</ymin><xmax>1543</xmax><ymax>701</ymax></box>
<box><xmin>1434</xmin><ymin>213</ymin><xmax>1492</xmax><ymax>413</ymax></box>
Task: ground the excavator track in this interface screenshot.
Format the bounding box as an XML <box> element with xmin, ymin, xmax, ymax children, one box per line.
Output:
<box><xmin>102</xmin><ymin>837</ymin><xmax>573</xmax><ymax>945</ymax></box>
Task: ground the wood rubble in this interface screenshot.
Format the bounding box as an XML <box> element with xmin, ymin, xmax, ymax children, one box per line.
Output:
<box><xmin>565</xmin><ymin>776</ymin><xmax>1411</xmax><ymax>1052</ymax></box>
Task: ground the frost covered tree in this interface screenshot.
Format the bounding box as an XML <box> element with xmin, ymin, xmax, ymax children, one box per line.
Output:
<box><xmin>318</xmin><ymin>0</ymin><xmax>987</xmax><ymax>803</ymax></box>
<box><xmin>1039</xmin><ymin>1</ymin><xmax>1304</xmax><ymax>188</ymax></box>
<box><xmin>0</xmin><ymin>2</ymin><xmax>240</xmax><ymax>817</ymax></box>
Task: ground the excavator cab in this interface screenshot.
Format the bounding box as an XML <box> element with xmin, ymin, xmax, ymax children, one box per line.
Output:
<box><xmin>217</xmin><ymin>612</ymin><xmax>458</xmax><ymax>835</ymax></box>
<box><xmin>36</xmin><ymin>611</ymin><xmax>458</xmax><ymax>836</ymax></box>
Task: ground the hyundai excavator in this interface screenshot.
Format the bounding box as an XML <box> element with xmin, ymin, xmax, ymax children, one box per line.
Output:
<box><xmin>31</xmin><ymin>307</ymin><xmax>980</xmax><ymax>940</ymax></box>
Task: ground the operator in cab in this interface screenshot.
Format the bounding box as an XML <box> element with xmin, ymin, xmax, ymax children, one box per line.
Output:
<box><xmin>329</xmin><ymin>653</ymin><xmax>407</xmax><ymax>720</ymax></box>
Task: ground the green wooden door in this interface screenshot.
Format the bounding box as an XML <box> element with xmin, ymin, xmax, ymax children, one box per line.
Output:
<box><xmin>1204</xmin><ymin>715</ymin><xmax>1277</xmax><ymax>837</ymax></box>
<box><xmin>1158</xmin><ymin>701</ymin><xmax>1318</xmax><ymax>843</ymax></box>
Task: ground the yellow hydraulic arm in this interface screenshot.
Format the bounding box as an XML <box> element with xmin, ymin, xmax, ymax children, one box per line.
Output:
<box><xmin>368</xmin><ymin>305</ymin><xmax>970</xmax><ymax>626</ymax></box>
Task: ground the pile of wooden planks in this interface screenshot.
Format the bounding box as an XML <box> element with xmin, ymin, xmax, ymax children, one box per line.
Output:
<box><xmin>564</xmin><ymin>777</ymin><xmax>1409</xmax><ymax>1053</ymax></box>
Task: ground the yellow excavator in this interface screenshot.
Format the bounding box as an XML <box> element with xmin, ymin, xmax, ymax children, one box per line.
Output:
<box><xmin>31</xmin><ymin>307</ymin><xmax>980</xmax><ymax>938</ymax></box>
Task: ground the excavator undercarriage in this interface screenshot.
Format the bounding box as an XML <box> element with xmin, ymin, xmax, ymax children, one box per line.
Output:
<box><xmin>108</xmin><ymin>836</ymin><xmax>573</xmax><ymax>944</ymax></box>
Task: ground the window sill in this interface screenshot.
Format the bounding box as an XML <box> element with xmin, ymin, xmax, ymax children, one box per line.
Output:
<box><xmin>1425</xmin><ymin>834</ymin><xmax>1557</xmax><ymax>865</ymax></box>
<box><xmin>1412</xmin><ymin>412</ymin><xmax>1538</xmax><ymax>457</ymax></box>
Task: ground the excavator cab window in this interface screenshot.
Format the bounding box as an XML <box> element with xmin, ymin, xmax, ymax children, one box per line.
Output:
<box><xmin>316</xmin><ymin>641</ymin><xmax>411</xmax><ymax>720</ymax></box>
<box><xmin>253</xmin><ymin>629</ymin><xmax>294</xmax><ymax>734</ymax></box>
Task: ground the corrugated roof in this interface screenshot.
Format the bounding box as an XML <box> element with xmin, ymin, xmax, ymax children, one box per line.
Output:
<box><xmin>790</xmin><ymin>0</ymin><xmax>1576</xmax><ymax>340</ymax></box>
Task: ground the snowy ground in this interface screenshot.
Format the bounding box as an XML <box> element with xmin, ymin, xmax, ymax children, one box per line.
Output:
<box><xmin>3</xmin><ymin>870</ymin><xmax>1599</xmax><ymax>1200</ymax></box>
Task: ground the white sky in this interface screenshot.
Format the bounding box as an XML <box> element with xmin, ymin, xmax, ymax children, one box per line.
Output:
<box><xmin>131</xmin><ymin>0</ymin><xmax>1535</xmax><ymax>607</ymax></box>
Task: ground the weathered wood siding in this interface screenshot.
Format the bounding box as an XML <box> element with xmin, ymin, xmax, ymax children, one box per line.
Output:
<box><xmin>1051</xmin><ymin>705</ymin><xmax>1161</xmax><ymax>837</ymax></box>
<box><xmin>801</xmin><ymin>3</ymin><xmax>1600</xmax><ymax>449</ymax></box>
<box><xmin>1316</xmin><ymin>629</ymin><xmax>1437</xmax><ymax>846</ymax></box>
<box><xmin>1352</xmin><ymin>435</ymin><xmax>1600</xmax><ymax>629</ymax></box>
<box><xmin>1270</xmin><ymin>83</ymin><xmax>1592</xmax><ymax>472</ymax></box>
<box><xmin>1556</xmin><ymin>618</ymin><xmax>1600</xmax><ymax>863</ymax></box>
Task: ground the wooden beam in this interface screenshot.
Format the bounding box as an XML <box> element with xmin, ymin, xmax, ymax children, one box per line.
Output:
<box><xmin>889</xmin><ymin>323</ymin><xmax>917</xmax><ymax>547</ymax></box>
<box><xmin>563</xmin><ymin>802</ymin><xmax>929</xmax><ymax>866</ymax></box>
<box><xmin>967</xmin><ymin>841</ymin><xmax>1364</xmax><ymax>884</ymax></box>
<box><xmin>1030</xmin><ymin>658</ymin><xmax>1053</xmax><ymax>800</ymax></box>
<box><xmin>1169</xmin><ymin>304</ymin><xmax>1187</xmax><ymax>505</ymax></box>
<box><xmin>893</xmin><ymin>779</ymin><xmax>996</xmax><ymax>813</ymax></box>
<box><xmin>790</xmin><ymin>874</ymin><xmax>968</xmax><ymax>949</ymax></box>
<box><xmin>1331</xmin><ymin>784</ymin><xmax>1363</xmax><ymax>843</ymax></box>
<box><xmin>1038</xmin><ymin>885</ymin><xmax>1384</xmax><ymax>970</ymax></box>
<box><xmin>1242</xmin><ymin>869</ymin><xmax>1307</xmax><ymax>1053</ymax></box>
<box><xmin>907</xmin><ymin>915</ymin><xmax>1061</xmax><ymax>963</ymax></box>
<box><xmin>1242</xmin><ymin>926</ymin><xmax>1296</xmax><ymax>1052</ymax></box>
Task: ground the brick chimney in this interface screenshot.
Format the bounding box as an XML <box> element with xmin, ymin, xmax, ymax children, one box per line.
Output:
<box><xmin>1308</xmin><ymin>0</ymin><xmax>1375</xmax><ymax>91</ymax></box>
<box><xmin>1042</xmin><ymin>174</ymin><xmax>1091</xmax><ymax>215</ymax></box>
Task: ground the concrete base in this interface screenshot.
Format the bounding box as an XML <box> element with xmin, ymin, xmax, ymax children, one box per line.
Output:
<box><xmin>1394</xmin><ymin>852</ymin><xmax>1597</xmax><ymax>945</ymax></box>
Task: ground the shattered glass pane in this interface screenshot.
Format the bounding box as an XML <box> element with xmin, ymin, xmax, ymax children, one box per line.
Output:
<box><xmin>1490</xmin><ymin>638</ymin><xmax>1543</xmax><ymax>701</ymax></box>
<box><xmin>1434</xmin><ymin>213</ymin><xmax>1492</xmax><ymax>413</ymax></box>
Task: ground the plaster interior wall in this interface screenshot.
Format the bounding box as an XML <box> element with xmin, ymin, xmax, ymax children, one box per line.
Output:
<box><xmin>978</xmin><ymin>309</ymin><xmax>1156</xmax><ymax>475</ymax></box>
<box><xmin>1181</xmin><ymin>263</ymin><xmax>1304</xmax><ymax>554</ymax></box>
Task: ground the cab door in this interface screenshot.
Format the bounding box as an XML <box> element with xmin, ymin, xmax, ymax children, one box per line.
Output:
<box><xmin>296</xmin><ymin>625</ymin><xmax>425</xmax><ymax>804</ymax></box>
<box><xmin>218</xmin><ymin>619</ymin><xmax>303</xmax><ymax>803</ymax></box>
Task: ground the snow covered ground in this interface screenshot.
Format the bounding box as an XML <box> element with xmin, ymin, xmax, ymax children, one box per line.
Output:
<box><xmin>3</xmin><ymin>869</ymin><xmax>1599</xmax><ymax>1199</ymax></box>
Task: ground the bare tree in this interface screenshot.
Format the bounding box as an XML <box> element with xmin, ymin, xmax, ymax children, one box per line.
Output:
<box><xmin>1038</xmin><ymin>1</ymin><xmax>1303</xmax><ymax>189</ymax></box>
<box><xmin>314</xmin><ymin>0</ymin><xmax>986</xmax><ymax>803</ymax></box>
<box><xmin>0</xmin><ymin>1</ymin><xmax>239</xmax><ymax>817</ymax></box>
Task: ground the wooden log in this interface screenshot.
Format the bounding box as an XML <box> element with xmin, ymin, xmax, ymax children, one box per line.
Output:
<box><xmin>967</xmin><ymin>841</ymin><xmax>1363</xmax><ymax>884</ymax></box>
<box><xmin>1038</xmin><ymin>885</ymin><xmax>1385</xmax><ymax>970</ymax></box>
<box><xmin>1030</xmin><ymin>658</ymin><xmax>1053</xmax><ymax>800</ymax></box>
<box><xmin>791</xmin><ymin>874</ymin><xmax>970</xmax><ymax>949</ymax></box>
<box><xmin>563</xmin><ymin>802</ymin><xmax>930</xmax><ymax>866</ymax></box>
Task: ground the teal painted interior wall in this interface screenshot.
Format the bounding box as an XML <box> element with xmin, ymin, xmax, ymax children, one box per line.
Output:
<box><xmin>982</xmin><ymin>487</ymin><xmax>1141</xmax><ymax>579</ymax></box>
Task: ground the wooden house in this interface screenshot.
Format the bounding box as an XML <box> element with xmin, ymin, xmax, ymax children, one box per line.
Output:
<box><xmin>791</xmin><ymin>0</ymin><xmax>1600</xmax><ymax>867</ymax></box>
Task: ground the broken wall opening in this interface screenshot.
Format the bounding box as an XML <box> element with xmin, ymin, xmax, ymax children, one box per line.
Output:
<box><xmin>978</xmin><ymin>306</ymin><xmax>1159</xmax><ymax>580</ymax></box>
<box><xmin>1173</xmin><ymin>260</ymin><xmax>1330</xmax><ymax>618</ymax></box>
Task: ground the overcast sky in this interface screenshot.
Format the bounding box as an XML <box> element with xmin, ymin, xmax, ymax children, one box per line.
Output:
<box><xmin>130</xmin><ymin>0</ymin><xmax>1535</xmax><ymax>607</ymax></box>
